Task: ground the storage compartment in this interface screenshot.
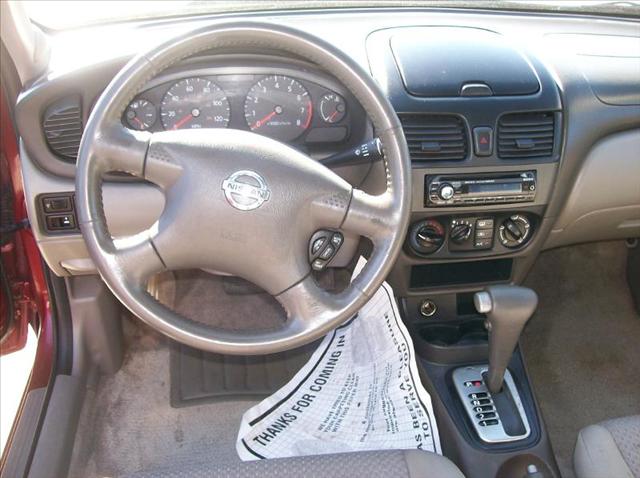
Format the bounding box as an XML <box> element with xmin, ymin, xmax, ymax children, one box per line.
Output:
<box><xmin>420</xmin><ymin>321</ymin><xmax>488</xmax><ymax>347</ymax></box>
<box><xmin>390</xmin><ymin>27</ymin><xmax>540</xmax><ymax>97</ymax></box>
<box><xmin>545</xmin><ymin>129</ymin><xmax>640</xmax><ymax>249</ymax></box>
<box><xmin>414</xmin><ymin>319</ymin><xmax>488</xmax><ymax>363</ymax></box>
<box><xmin>410</xmin><ymin>259</ymin><xmax>512</xmax><ymax>289</ymax></box>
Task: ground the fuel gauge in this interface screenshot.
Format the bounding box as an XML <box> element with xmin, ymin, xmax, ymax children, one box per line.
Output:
<box><xmin>319</xmin><ymin>93</ymin><xmax>346</xmax><ymax>124</ymax></box>
<box><xmin>125</xmin><ymin>99</ymin><xmax>157</xmax><ymax>131</ymax></box>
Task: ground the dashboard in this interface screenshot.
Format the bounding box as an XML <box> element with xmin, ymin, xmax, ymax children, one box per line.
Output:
<box><xmin>12</xmin><ymin>7</ymin><xmax>640</xmax><ymax>297</ymax></box>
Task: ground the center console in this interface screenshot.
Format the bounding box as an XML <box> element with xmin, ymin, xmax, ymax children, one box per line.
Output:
<box><xmin>367</xmin><ymin>25</ymin><xmax>563</xmax><ymax>478</ymax></box>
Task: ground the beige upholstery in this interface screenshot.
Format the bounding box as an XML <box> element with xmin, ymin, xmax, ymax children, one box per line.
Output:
<box><xmin>574</xmin><ymin>415</ymin><xmax>640</xmax><ymax>478</ymax></box>
<box><xmin>124</xmin><ymin>449</ymin><xmax>465</xmax><ymax>478</ymax></box>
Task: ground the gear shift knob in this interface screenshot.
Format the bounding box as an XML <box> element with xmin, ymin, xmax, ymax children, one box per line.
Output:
<box><xmin>475</xmin><ymin>285</ymin><xmax>538</xmax><ymax>394</ymax></box>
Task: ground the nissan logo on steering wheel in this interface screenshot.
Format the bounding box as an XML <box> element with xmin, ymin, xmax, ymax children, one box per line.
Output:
<box><xmin>221</xmin><ymin>170</ymin><xmax>271</xmax><ymax>211</ymax></box>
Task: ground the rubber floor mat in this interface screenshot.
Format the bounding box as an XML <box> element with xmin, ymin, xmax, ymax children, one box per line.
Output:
<box><xmin>170</xmin><ymin>341</ymin><xmax>317</xmax><ymax>407</ymax></box>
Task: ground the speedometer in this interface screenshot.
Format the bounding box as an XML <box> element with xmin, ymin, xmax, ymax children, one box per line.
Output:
<box><xmin>244</xmin><ymin>75</ymin><xmax>312</xmax><ymax>142</ymax></box>
<box><xmin>160</xmin><ymin>78</ymin><xmax>230</xmax><ymax>130</ymax></box>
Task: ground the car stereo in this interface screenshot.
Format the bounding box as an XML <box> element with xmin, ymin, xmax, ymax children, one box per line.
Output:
<box><xmin>425</xmin><ymin>171</ymin><xmax>536</xmax><ymax>207</ymax></box>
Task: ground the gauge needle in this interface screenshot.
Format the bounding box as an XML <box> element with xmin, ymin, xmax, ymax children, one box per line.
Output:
<box><xmin>172</xmin><ymin>113</ymin><xmax>193</xmax><ymax>130</ymax></box>
<box><xmin>252</xmin><ymin>110</ymin><xmax>277</xmax><ymax>130</ymax></box>
<box><xmin>133</xmin><ymin>117</ymin><xmax>145</xmax><ymax>129</ymax></box>
<box><xmin>328</xmin><ymin>110</ymin><xmax>338</xmax><ymax>123</ymax></box>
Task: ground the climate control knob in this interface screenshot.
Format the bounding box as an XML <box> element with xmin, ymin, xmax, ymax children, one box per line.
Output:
<box><xmin>438</xmin><ymin>183</ymin><xmax>455</xmax><ymax>201</ymax></box>
<box><xmin>450</xmin><ymin>222</ymin><xmax>473</xmax><ymax>244</ymax></box>
<box><xmin>499</xmin><ymin>214</ymin><xmax>531</xmax><ymax>248</ymax></box>
<box><xmin>409</xmin><ymin>219</ymin><xmax>445</xmax><ymax>255</ymax></box>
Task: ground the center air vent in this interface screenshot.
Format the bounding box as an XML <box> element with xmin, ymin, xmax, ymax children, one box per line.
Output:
<box><xmin>498</xmin><ymin>112</ymin><xmax>555</xmax><ymax>159</ymax></box>
<box><xmin>399</xmin><ymin>114</ymin><xmax>468</xmax><ymax>161</ymax></box>
<box><xmin>42</xmin><ymin>96</ymin><xmax>83</xmax><ymax>162</ymax></box>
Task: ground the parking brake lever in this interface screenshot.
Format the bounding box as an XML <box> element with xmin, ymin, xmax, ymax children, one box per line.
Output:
<box><xmin>320</xmin><ymin>138</ymin><xmax>383</xmax><ymax>167</ymax></box>
<box><xmin>474</xmin><ymin>285</ymin><xmax>538</xmax><ymax>394</ymax></box>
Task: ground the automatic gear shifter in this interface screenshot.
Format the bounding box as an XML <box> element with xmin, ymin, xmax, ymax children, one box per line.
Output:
<box><xmin>452</xmin><ymin>285</ymin><xmax>538</xmax><ymax>443</ymax></box>
<box><xmin>474</xmin><ymin>285</ymin><xmax>538</xmax><ymax>394</ymax></box>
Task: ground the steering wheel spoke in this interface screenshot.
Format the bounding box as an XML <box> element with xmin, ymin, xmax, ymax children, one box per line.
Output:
<box><xmin>91</xmin><ymin>124</ymin><xmax>151</xmax><ymax>178</ymax></box>
<box><xmin>342</xmin><ymin>189</ymin><xmax>396</xmax><ymax>245</ymax></box>
<box><xmin>112</xmin><ymin>235</ymin><xmax>166</xmax><ymax>285</ymax></box>
<box><xmin>275</xmin><ymin>274</ymin><xmax>365</xmax><ymax>339</ymax></box>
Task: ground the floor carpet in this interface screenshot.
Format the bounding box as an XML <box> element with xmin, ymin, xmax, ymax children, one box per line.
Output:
<box><xmin>69</xmin><ymin>271</ymin><xmax>291</xmax><ymax>477</ymax></box>
<box><xmin>521</xmin><ymin>241</ymin><xmax>640</xmax><ymax>478</ymax></box>
<box><xmin>68</xmin><ymin>325</ymin><xmax>258</xmax><ymax>478</ymax></box>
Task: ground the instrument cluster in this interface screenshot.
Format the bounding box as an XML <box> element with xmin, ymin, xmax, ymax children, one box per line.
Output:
<box><xmin>123</xmin><ymin>71</ymin><xmax>358</xmax><ymax>148</ymax></box>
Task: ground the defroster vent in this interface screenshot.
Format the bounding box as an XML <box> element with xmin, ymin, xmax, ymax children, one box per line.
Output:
<box><xmin>42</xmin><ymin>96</ymin><xmax>83</xmax><ymax>162</ymax></box>
<box><xmin>399</xmin><ymin>114</ymin><xmax>468</xmax><ymax>162</ymax></box>
<box><xmin>498</xmin><ymin>112</ymin><xmax>555</xmax><ymax>159</ymax></box>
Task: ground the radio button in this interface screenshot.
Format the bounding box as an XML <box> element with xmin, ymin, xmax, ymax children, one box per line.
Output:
<box><xmin>438</xmin><ymin>184</ymin><xmax>455</xmax><ymax>201</ymax></box>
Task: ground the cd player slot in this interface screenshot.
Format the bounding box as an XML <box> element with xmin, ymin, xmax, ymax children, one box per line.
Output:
<box><xmin>425</xmin><ymin>171</ymin><xmax>536</xmax><ymax>207</ymax></box>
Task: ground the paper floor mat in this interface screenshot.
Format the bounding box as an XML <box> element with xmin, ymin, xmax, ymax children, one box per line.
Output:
<box><xmin>236</xmin><ymin>278</ymin><xmax>441</xmax><ymax>460</ymax></box>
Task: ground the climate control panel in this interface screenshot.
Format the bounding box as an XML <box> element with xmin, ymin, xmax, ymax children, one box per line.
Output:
<box><xmin>407</xmin><ymin>213</ymin><xmax>535</xmax><ymax>258</ymax></box>
<box><xmin>449</xmin><ymin>217</ymin><xmax>495</xmax><ymax>252</ymax></box>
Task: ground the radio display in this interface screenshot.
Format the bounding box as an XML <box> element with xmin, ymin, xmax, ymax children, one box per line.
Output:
<box><xmin>468</xmin><ymin>182</ymin><xmax>520</xmax><ymax>194</ymax></box>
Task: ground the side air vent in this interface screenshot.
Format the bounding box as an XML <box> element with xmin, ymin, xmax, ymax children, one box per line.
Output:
<box><xmin>399</xmin><ymin>114</ymin><xmax>468</xmax><ymax>161</ymax></box>
<box><xmin>498</xmin><ymin>112</ymin><xmax>555</xmax><ymax>159</ymax></box>
<box><xmin>42</xmin><ymin>96</ymin><xmax>83</xmax><ymax>162</ymax></box>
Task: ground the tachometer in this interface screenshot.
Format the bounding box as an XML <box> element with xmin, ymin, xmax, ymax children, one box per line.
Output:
<box><xmin>244</xmin><ymin>75</ymin><xmax>312</xmax><ymax>142</ymax></box>
<box><xmin>160</xmin><ymin>78</ymin><xmax>230</xmax><ymax>130</ymax></box>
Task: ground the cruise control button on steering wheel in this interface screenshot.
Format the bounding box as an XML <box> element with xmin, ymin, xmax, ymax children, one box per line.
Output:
<box><xmin>309</xmin><ymin>230</ymin><xmax>343</xmax><ymax>271</ymax></box>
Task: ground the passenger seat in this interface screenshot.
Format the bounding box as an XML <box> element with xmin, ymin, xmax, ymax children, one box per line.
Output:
<box><xmin>574</xmin><ymin>415</ymin><xmax>640</xmax><ymax>478</ymax></box>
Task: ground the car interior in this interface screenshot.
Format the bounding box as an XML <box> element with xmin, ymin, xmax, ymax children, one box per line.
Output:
<box><xmin>0</xmin><ymin>1</ymin><xmax>639</xmax><ymax>477</ymax></box>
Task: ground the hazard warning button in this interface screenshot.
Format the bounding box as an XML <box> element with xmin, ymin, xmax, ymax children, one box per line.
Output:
<box><xmin>473</xmin><ymin>127</ymin><xmax>493</xmax><ymax>157</ymax></box>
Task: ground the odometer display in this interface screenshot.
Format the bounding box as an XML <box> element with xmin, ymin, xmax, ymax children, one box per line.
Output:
<box><xmin>244</xmin><ymin>75</ymin><xmax>312</xmax><ymax>142</ymax></box>
<box><xmin>160</xmin><ymin>78</ymin><xmax>230</xmax><ymax>130</ymax></box>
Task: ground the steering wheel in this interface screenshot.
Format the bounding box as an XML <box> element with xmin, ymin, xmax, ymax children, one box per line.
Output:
<box><xmin>76</xmin><ymin>22</ymin><xmax>411</xmax><ymax>355</ymax></box>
